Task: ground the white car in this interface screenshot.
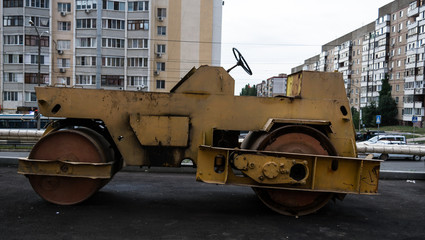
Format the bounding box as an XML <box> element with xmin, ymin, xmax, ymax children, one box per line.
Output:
<box><xmin>363</xmin><ymin>135</ymin><xmax>406</xmax><ymax>145</ymax></box>
<box><xmin>357</xmin><ymin>135</ymin><xmax>422</xmax><ymax>160</ymax></box>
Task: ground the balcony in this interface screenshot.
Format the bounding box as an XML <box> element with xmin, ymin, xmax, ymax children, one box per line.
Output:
<box><xmin>405</xmin><ymin>89</ymin><xmax>415</xmax><ymax>95</ymax></box>
<box><xmin>408</xmin><ymin>5</ymin><xmax>419</xmax><ymax>18</ymax></box>
<box><xmin>404</xmin><ymin>102</ymin><xmax>423</xmax><ymax>108</ymax></box>
<box><xmin>403</xmin><ymin>115</ymin><xmax>423</xmax><ymax>122</ymax></box>
<box><xmin>408</xmin><ymin>21</ymin><xmax>419</xmax><ymax>30</ymax></box>
<box><xmin>406</xmin><ymin>62</ymin><xmax>417</xmax><ymax>69</ymax></box>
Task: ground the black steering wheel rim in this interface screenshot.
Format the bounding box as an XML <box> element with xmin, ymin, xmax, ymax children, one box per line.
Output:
<box><xmin>232</xmin><ymin>48</ymin><xmax>253</xmax><ymax>75</ymax></box>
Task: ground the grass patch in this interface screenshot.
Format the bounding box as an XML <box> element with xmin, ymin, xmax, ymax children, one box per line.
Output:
<box><xmin>360</xmin><ymin>125</ymin><xmax>425</xmax><ymax>135</ymax></box>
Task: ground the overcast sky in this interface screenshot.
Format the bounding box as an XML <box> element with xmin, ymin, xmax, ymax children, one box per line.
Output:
<box><xmin>220</xmin><ymin>0</ymin><xmax>395</xmax><ymax>94</ymax></box>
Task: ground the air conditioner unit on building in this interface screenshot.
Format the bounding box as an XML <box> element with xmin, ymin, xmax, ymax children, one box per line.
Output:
<box><xmin>136</xmin><ymin>87</ymin><xmax>141</xmax><ymax>90</ymax></box>
<box><xmin>60</xmin><ymin>68</ymin><xmax>66</xmax><ymax>73</ymax></box>
<box><xmin>156</xmin><ymin>53</ymin><xmax>162</xmax><ymax>58</ymax></box>
<box><xmin>60</xmin><ymin>11</ymin><xmax>67</xmax><ymax>17</ymax></box>
<box><xmin>154</xmin><ymin>70</ymin><xmax>159</xmax><ymax>75</ymax></box>
<box><xmin>58</xmin><ymin>50</ymin><xmax>64</xmax><ymax>55</ymax></box>
<box><xmin>158</xmin><ymin>17</ymin><xmax>164</xmax><ymax>22</ymax></box>
<box><xmin>85</xmin><ymin>9</ymin><xmax>91</xmax><ymax>14</ymax></box>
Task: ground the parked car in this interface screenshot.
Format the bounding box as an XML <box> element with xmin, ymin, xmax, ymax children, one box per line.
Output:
<box><xmin>357</xmin><ymin>135</ymin><xmax>421</xmax><ymax>160</ymax></box>
<box><xmin>363</xmin><ymin>135</ymin><xmax>406</xmax><ymax>145</ymax></box>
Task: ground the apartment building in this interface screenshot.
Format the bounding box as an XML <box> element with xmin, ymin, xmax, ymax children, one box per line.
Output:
<box><xmin>1</xmin><ymin>0</ymin><xmax>223</xmax><ymax>113</ymax></box>
<box><xmin>256</xmin><ymin>74</ymin><xmax>288</xmax><ymax>97</ymax></box>
<box><xmin>292</xmin><ymin>0</ymin><xmax>422</xmax><ymax>125</ymax></box>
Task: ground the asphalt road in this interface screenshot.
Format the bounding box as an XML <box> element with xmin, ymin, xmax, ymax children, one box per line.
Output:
<box><xmin>1</xmin><ymin>164</ymin><xmax>425</xmax><ymax>240</ymax></box>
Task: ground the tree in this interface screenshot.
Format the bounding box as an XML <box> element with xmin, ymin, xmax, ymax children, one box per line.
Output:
<box><xmin>362</xmin><ymin>101</ymin><xmax>378</xmax><ymax>127</ymax></box>
<box><xmin>351</xmin><ymin>107</ymin><xmax>360</xmax><ymax>130</ymax></box>
<box><xmin>377</xmin><ymin>77</ymin><xmax>398</xmax><ymax>125</ymax></box>
<box><xmin>240</xmin><ymin>84</ymin><xmax>257</xmax><ymax>96</ymax></box>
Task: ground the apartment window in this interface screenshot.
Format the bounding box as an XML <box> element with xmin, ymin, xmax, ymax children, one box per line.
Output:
<box><xmin>128</xmin><ymin>39</ymin><xmax>148</xmax><ymax>49</ymax></box>
<box><xmin>3</xmin><ymin>16</ymin><xmax>23</xmax><ymax>26</ymax></box>
<box><xmin>128</xmin><ymin>1</ymin><xmax>149</xmax><ymax>11</ymax></box>
<box><xmin>157</xmin><ymin>26</ymin><xmax>166</xmax><ymax>36</ymax></box>
<box><xmin>101</xmin><ymin>75</ymin><xmax>124</xmax><ymax>86</ymax></box>
<box><xmin>25</xmin><ymin>0</ymin><xmax>49</xmax><ymax>8</ymax></box>
<box><xmin>4</xmin><ymin>54</ymin><xmax>23</xmax><ymax>64</ymax></box>
<box><xmin>156</xmin><ymin>62</ymin><xmax>165</xmax><ymax>71</ymax></box>
<box><xmin>57</xmin><ymin>58</ymin><xmax>70</xmax><ymax>68</ymax></box>
<box><xmin>76</xmin><ymin>0</ymin><xmax>97</xmax><ymax>10</ymax></box>
<box><xmin>158</xmin><ymin>8</ymin><xmax>167</xmax><ymax>18</ymax></box>
<box><xmin>102</xmin><ymin>19</ymin><xmax>125</xmax><ymax>30</ymax></box>
<box><xmin>25</xmin><ymin>73</ymin><xmax>48</xmax><ymax>84</ymax></box>
<box><xmin>76</xmin><ymin>56</ymin><xmax>96</xmax><ymax>66</ymax></box>
<box><xmin>4</xmin><ymin>92</ymin><xmax>19</xmax><ymax>101</ymax></box>
<box><xmin>58</xmin><ymin>2</ymin><xmax>71</xmax><ymax>12</ymax></box>
<box><xmin>57</xmin><ymin>77</ymin><xmax>71</xmax><ymax>85</ymax></box>
<box><xmin>103</xmin><ymin>0</ymin><xmax>125</xmax><ymax>11</ymax></box>
<box><xmin>25</xmin><ymin>35</ymin><xmax>49</xmax><ymax>47</ymax></box>
<box><xmin>399</xmin><ymin>23</ymin><xmax>403</xmax><ymax>31</ymax></box>
<box><xmin>26</xmin><ymin>16</ymin><xmax>49</xmax><ymax>27</ymax></box>
<box><xmin>58</xmin><ymin>21</ymin><xmax>71</xmax><ymax>31</ymax></box>
<box><xmin>4</xmin><ymin>0</ymin><xmax>23</xmax><ymax>7</ymax></box>
<box><xmin>157</xmin><ymin>44</ymin><xmax>166</xmax><ymax>54</ymax></box>
<box><xmin>127</xmin><ymin>20</ymin><xmax>149</xmax><ymax>30</ymax></box>
<box><xmin>102</xmin><ymin>57</ymin><xmax>125</xmax><ymax>67</ymax></box>
<box><xmin>25</xmin><ymin>92</ymin><xmax>37</xmax><ymax>102</ymax></box>
<box><xmin>393</xmin><ymin>13</ymin><xmax>396</xmax><ymax>21</ymax></box>
<box><xmin>76</xmin><ymin>18</ymin><xmax>97</xmax><ymax>29</ymax></box>
<box><xmin>102</xmin><ymin>38</ymin><xmax>125</xmax><ymax>48</ymax></box>
<box><xmin>128</xmin><ymin>76</ymin><xmax>148</xmax><ymax>86</ymax></box>
<box><xmin>399</xmin><ymin>35</ymin><xmax>402</xmax><ymax>42</ymax></box>
<box><xmin>156</xmin><ymin>80</ymin><xmax>165</xmax><ymax>89</ymax></box>
<box><xmin>392</xmin><ymin>26</ymin><xmax>395</xmax><ymax>32</ymax></box>
<box><xmin>3</xmin><ymin>72</ymin><xmax>23</xmax><ymax>83</ymax></box>
<box><xmin>128</xmin><ymin>58</ymin><xmax>148</xmax><ymax>67</ymax></box>
<box><xmin>76</xmin><ymin>75</ymin><xmax>96</xmax><ymax>85</ymax></box>
<box><xmin>396</xmin><ymin>85</ymin><xmax>400</xmax><ymax>92</ymax></box>
<box><xmin>76</xmin><ymin>37</ymin><xmax>96</xmax><ymax>47</ymax></box>
<box><xmin>400</xmin><ymin>10</ymin><xmax>404</xmax><ymax>17</ymax></box>
<box><xmin>4</xmin><ymin>35</ymin><xmax>23</xmax><ymax>45</ymax></box>
<box><xmin>57</xmin><ymin>40</ymin><xmax>71</xmax><ymax>50</ymax></box>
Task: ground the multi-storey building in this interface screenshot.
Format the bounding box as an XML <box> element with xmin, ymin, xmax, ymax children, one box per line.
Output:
<box><xmin>0</xmin><ymin>0</ymin><xmax>223</xmax><ymax>113</ymax></box>
<box><xmin>292</xmin><ymin>0</ymin><xmax>424</xmax><ymax>125</ymax></box>
<box><xmin>256</xmin><ymin>74</ymin><xmax>287</xmax><ymax>97</ymax></box>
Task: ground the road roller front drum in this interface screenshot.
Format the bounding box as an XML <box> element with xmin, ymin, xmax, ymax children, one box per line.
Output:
<box><xmin>26</xmin><ymin>127</ymin><xmax>116</xmax><ymax>205</ymax></box>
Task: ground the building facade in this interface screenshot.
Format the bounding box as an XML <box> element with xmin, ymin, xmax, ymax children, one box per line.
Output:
<box><xmin>292</xmin><ymin>0</ymin><xmax>424</xmax><ymax>125</ymax></box>
<box><xmin>1</xmin><ymin>0</ymin><xmax>222</xmax><ymax>113</ymax></box>
<box><xmin>256</xmin><ymin>73</ymin><xmax>287</xmax><ymax>97</ymax></box>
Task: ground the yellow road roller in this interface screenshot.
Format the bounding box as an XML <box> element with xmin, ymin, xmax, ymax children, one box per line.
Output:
<box><xmin>18</xmin><ymin>49</ymin><xmax>380</xmax><ymax>216</ymax></box>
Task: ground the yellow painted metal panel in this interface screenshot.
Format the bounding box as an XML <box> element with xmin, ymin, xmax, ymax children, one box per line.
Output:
<box><xmin>130</xmin><ymin>115</ymin><xmax>189</xmax><ymax>147</ymax></box>
<box><xmin>18</xmin><ymin>158</ymin><xmax>114</xmax><ymax>179</ymax></box>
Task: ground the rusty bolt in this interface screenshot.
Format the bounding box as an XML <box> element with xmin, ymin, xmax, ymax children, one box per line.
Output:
<box><xmin>259</xmin><ymin>176</ymin><xmax>264</xmax><ymax>181</ymax></box>
<box><xmin>249</xmin><ymin>163</ymin><xmax>255</xmax><ymax>169</ymax></box>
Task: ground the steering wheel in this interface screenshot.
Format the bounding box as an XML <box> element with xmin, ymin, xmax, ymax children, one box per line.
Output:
<box><xmin>227</xmin><ymin>48</ymin><xmax>253</xmax><ymax>75</ymax></box>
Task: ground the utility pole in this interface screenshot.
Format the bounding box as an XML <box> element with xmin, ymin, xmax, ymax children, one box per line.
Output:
<box><xmin>29</xmin><ymin>20</ymin><xmax>46</xmax><ymax>130</ymax></box>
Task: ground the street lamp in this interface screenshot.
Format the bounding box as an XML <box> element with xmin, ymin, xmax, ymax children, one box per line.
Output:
<box><xmin>29</xmin><ymin>19</ymin><xmax>48</xmax><ymax>130</ymax></box>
